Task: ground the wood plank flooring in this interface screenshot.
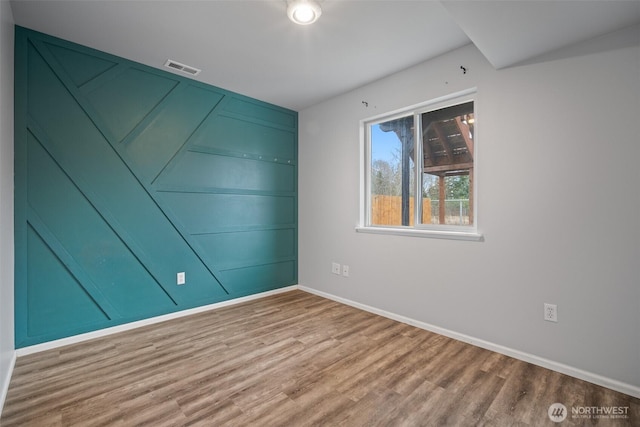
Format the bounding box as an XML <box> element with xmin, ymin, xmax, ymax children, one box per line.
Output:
<box><xmin>2</xmin><ymin>290</ymin><xmax>638</xmax><ymax>426</ymax></box>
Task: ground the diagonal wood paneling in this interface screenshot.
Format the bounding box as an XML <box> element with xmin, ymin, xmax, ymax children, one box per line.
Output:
<box><xmin>84</xmin><ymin>67</ymin><xmax>179</xmax><ymax>143</ymax></box>
<box><xmin>43</xmin><ymin>42</ymin><xmax>118</xmax><ymax>88</ymax></box>
<box><xmin>14</xmin><ymin>27</ymin><xmax>298</xmax><ymax>347</ymax></box>
<box><xmin>121</xmin><ymin>84</ymin><xmax>224</xmax><ymax>184</ymax></box>
<box><xmin>25</xmin><ymin>39</ymin><xmax>227</xmax><ymax>304</ymax></box>
<box><xmin>26</xmin><ymin>207</ymin><xmax>120</xmax><ymax>320</ymax></box>
<box><xmin>26</xmin><ymin>130</ymin><xmax>178</xmax><ymax>316</ymax></box>
<box><xmin>25</xmin><ymin>225</ymin><xmax>110</xmax><ymax>337</ymax></box>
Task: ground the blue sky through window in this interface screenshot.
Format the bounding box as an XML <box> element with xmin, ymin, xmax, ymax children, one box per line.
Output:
<box><xmin>371</xmin><ymin>124</ymin><xmax>401</xmax><ymax>164</ymax></box>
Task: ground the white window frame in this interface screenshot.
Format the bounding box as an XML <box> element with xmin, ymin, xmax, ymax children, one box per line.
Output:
<box><xmin>357</xmin><ymin>88</ymin><xmax>483</xmax><ymax>241</ymax></box>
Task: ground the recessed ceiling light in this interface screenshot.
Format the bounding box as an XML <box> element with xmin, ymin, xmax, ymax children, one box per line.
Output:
<box><xmin>287</xmin><ymin>0</ymin><xmax>322</xmax><ymax>25</ymax></box>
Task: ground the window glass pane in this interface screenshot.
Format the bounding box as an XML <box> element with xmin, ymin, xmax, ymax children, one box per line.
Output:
<box><xmin>370</xmin><ymin>115</ymin><xmax>415</xmax><ymax>226</ymax></box>
<box><xmin>421</xmin><ymin>102</ymin><xmax>474</xmax><ymax>226</ymax></box>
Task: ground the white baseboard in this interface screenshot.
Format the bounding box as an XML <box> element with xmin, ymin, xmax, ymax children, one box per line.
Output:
<box><xmin>16</xmin><ymin>286</ymin><xmax>298</xmax><ymax>357</ymax></box>
<box><xmin>0</xmin><ymin>351</ymin><xmax>16</xmax><ymax>416</ymax></box>
<box><xmin>13</xmin><ymin>284</ymin><xmax>640</xmax><ymax>400</ymax></box>
<box><xmin>299</xmin><ymin>285</ymin><xmax>640</xmax><ymax>399</ymax></box>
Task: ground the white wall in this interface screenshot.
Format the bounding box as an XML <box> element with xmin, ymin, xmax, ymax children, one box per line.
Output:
<box><xmin>0</xmin><ymin>0</ymin><xmax>15</xmax><ymax>412</ymax></box>
<box><xmin>299</xmin><ymin>35</ymin><xmax>640</xmax><ymax>394</ymax></box>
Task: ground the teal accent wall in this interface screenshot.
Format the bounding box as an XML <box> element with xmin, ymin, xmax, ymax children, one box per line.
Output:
<box><xmin>14</xmin><ymin>27</ymin><xmax>298</xmax><ymax>347</ymax></box>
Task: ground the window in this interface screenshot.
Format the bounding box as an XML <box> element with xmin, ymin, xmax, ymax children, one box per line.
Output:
<box><xmin>360</xmin><ymin>90</ymin><xmax>480</xmax><ymax>240</ymax></box>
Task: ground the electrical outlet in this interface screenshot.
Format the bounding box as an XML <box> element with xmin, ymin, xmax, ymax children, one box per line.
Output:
<box><xmin>177</xmin><ymin>272</ymin><xmax>186</xmax><ymax>285</ymax></box>
<box><xmin>544</xmin><ymin>303</ymin><xmax>557</xmax><ymax>322</ymax></box>
<box><xmin>342</xmin><ymin>265</ymin><xmax>350</xmax><ymax>277</ymax></box>
<box><xmin>331</xmin><ymin>262</ymin><xmax>341</xmax><ymax>275</ymax></box>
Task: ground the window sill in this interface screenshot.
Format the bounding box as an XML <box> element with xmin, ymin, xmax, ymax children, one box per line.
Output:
<box><xmin>355</xmin><ymin>226</ymin><xmax>484</xmax><ymax>242</ymax></box>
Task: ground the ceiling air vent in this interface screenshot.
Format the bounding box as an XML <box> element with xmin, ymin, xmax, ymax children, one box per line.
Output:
<box><xmin>164</xmin><ymin>59</ymin><xmax>201</xmax><ymax>76</ymax></box>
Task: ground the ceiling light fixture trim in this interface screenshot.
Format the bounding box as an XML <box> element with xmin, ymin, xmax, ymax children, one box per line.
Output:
<box><xmin>287</xmin><ymin>0</ymin><xmax>322</xmax><ymax>25</ymax></box>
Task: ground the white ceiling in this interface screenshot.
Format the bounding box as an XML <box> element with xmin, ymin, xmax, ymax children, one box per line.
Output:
<box><xmin>9</xmin><ymin>0</ymin><xmax>640</xmax><ymax>111</ymax></box>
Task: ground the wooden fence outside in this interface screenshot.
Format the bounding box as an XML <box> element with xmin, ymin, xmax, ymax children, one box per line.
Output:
<box><xmin>371</xmin><ymin>195</ymin><xmax>431</xmax><ymax>226</ymax></box>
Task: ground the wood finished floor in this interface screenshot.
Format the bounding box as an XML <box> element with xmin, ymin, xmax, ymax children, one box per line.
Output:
<box><xmin>2</xmin><ymin>290</ymin><xmax>638</xmax><ymax>426</ymax></box>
